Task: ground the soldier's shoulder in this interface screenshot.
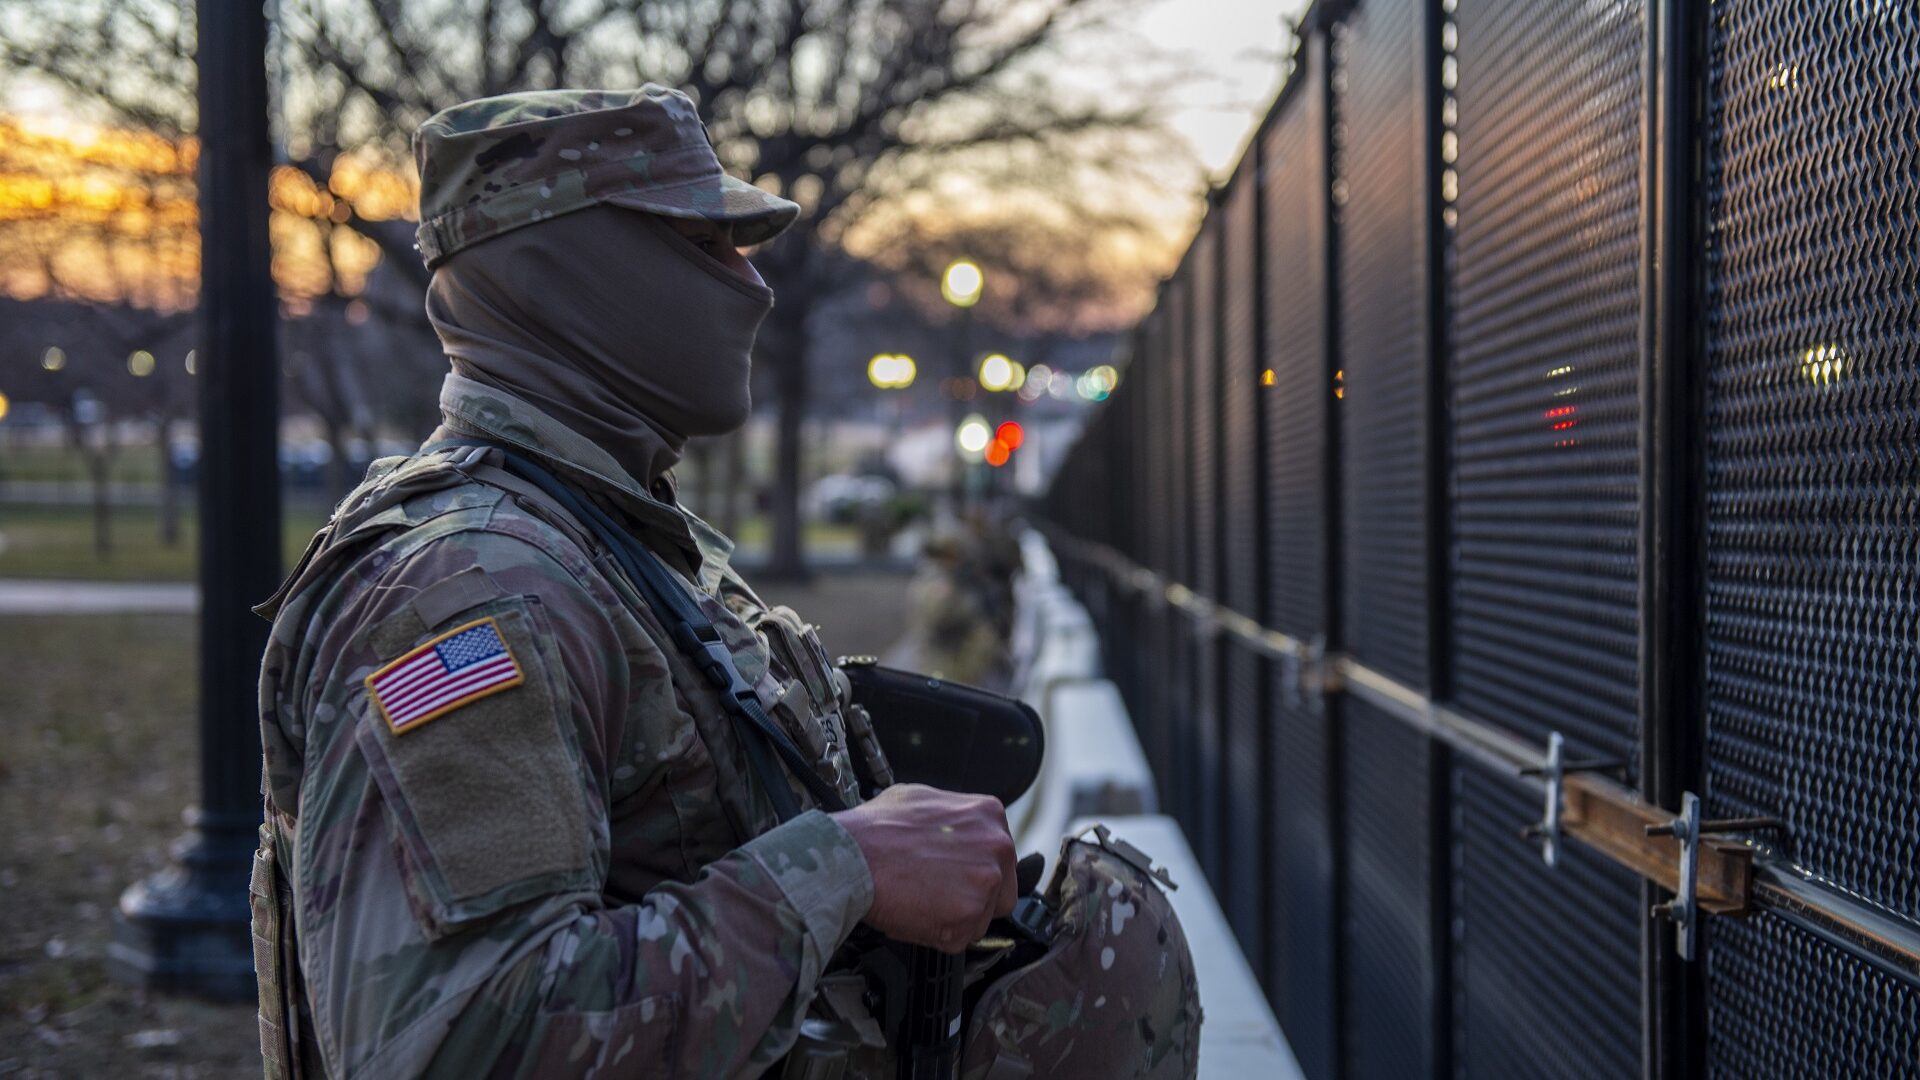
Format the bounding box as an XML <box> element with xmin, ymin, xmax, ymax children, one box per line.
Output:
<box><xmin>279</xmin><ymin>450</ymin><xmax>608</xmax><ymax>626</ymax></box>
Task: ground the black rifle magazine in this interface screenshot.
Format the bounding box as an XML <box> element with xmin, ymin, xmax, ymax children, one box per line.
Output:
<box><xmin>838</xmin><ymin>659</ymin><xmax>1044</xmax><ymax>806</ymax></box>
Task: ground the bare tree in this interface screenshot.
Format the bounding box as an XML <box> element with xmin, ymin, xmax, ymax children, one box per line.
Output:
<box><xmin>4</xmin><ymin>0</ymin><xmax>1191</xmax><ymax>576</ymax></box>
<box><xmin>0</xmin><ymin>116</ymin><xmax>196</xmax><ymax>554</ymax></box>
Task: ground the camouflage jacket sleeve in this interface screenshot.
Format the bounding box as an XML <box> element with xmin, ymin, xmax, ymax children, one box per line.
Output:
<box><xmin>283</xmin><ymin>525</ymin><xmax>873</xmax><ymax>1078</ymax></box>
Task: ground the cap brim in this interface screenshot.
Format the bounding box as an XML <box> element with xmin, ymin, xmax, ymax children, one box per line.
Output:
<box><xmin>602</xmin><ymin>174</ymin><xmax>800</xmax><ymax>248</ymax></box>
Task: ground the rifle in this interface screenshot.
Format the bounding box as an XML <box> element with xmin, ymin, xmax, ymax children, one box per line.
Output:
<box><xmin>838</xmin><ymin>661</ymin><xmax>1047</xmax><ymax>1080</ymax></box>
<box><xmin>853</xmin><ymin>852</ymin><xmax>1048</xmax><ymax>1080</ymax></box>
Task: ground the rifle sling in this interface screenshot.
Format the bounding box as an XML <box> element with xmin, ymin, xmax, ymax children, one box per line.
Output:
<box><xmin>430</xmin><ymin>438</ymin><xmax>847</xmax><ymax>822</ymax></box>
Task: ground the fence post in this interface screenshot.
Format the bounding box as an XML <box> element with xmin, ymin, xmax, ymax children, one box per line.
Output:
<box><xmin>1420</xmin><ymin>0</ymin><xmax>1457</xmax><ymax>1072</ymax></box>
<box><xmin>1639</xmin><ymin>0</ymin><xmax>1708</xmax><ymax>1073</ymax></box>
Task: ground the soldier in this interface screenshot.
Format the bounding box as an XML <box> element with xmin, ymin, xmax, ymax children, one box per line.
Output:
<box><xmin>251</xmin><ymin>86</ymin><xmax>1198</xmax><ymax>1079</ymax></box>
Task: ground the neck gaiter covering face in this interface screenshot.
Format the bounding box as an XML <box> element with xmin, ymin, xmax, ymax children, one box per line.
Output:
<box><xmin>426</xmin><ymin>205</ymin><xmax>775</xmax><ymax>486</ymax></box>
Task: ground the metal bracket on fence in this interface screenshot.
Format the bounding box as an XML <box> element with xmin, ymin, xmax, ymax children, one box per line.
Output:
<box><xmin>1646</xmin><ymin>794</ymin><xmax>1783</xmax><ymax>961</ymax></box>
<box><xmin>1519</xmin><ymin>733</ymin><xmax>1569</xmax><ymax>867</ymax></box>
<box><xmin>1518</xmin><ymin>733</ymin><xmax>1630</xmax><ymax>868</ymax></box>
<box><xmin>1300</xmin><ymin>635</ymin><xmax>1333</xmax><ymax>711</ymax></box>
<box><xmin>1648</xmin><ymin>793</ymin><xmax>1705</xmax><ymax>960</ymax></box>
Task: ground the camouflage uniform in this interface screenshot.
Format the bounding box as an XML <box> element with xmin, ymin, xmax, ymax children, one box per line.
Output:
<box><xmin>251</xmin><ymin>85</ymin><xmax>1200</xmax><ymax>1079</ymax></box>
<box><xmin>412</xmin><ymin>87</ymin><xmax>799</xmax><ymax>268</ymax></box>
<box><xmin>256</xmin><ymin>376</ymin><xmax>872</xmax><ymax>1077</ymax></box>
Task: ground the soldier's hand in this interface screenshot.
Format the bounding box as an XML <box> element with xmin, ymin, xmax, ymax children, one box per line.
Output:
<box><xmin>833</xmin><ymin>783</ymin><xmax>1019</xmax><ymax>954</ymax></box>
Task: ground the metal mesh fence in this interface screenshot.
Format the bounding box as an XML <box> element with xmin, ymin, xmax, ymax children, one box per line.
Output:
<box><xmin>1449</xmin><ymin>762</ymin><xmax>1643</xmax><ymax>1079</ymax></box>
<box><xmin>1336</xmin><ymin>0</ymin><xmax>1430</xmax><ymax>691</ymax></box>
<box><xmin>1137</xmin><ymin>311</ymin><xmax>1177</xmax><ymax>788</ymax></box>
<box><xmin>1164</xmin><ymin>277</ymin><xmax>1199</xmax><ymax>834</ymax></box>
<box><xmin>1220</xmin><ymin>165</ymin><xmax>1269</xmax><ymax>958</ymax></box>
<box><xmin>1449</xmin><ymin>0</ymin><xmax>1646</xmax><ymax>764</ymax></box>
<box><xmin>1036</xmin><ymin>0</ymin><xmax>1920</xmax><ymax>1075</ymax></box>
<box><xmin>1700</xmin><ymin>1</ymin><xmax>1920</xmax><ymax>1073</ymax></box>
<box><xmin>1258</xmin><ymin>51</ymin><xmax>1340</xmax><ymax>1078</ymax></box>
<box><xmin>1187</xmin><ymin>228</ymin><xmax>1226</xmax><ymax>881</ymax></box>
<box><xmin>1329</xmin><ymin>7</ymin><xmax>1441</xmax><ymax>1078</ymax></box>
<box><xmin>1340</xmin><ymin>697</ymin><xmax>1436</xmax><ymax>1080</ymax></box>
<box><xmin>1442</xmin><ymin>1</ymin><xmax>1649</xmax><ymax>1074</ymax></box>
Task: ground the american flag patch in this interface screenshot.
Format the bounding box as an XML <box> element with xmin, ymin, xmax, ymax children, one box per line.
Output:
<box><xmin>366</xmin><ymin>617</ymin><xmax>524</xmax><ymax>734</ymax></box>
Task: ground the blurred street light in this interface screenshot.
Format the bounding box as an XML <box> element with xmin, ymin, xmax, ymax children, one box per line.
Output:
<box><xmin>996</xmin><ymin>420</ymin><xmax>1025</xmax><ymax>450</ymax></box>
<box><xmin>128</xmin><ymin>349</ymin><xmax>156</xmax><ymax>377</ymax></box>
<box><xmin>42</xmin><ymin>346</ymin><xmax>66</xmax><ymax>371</ymax></box>
<box><xmin>941</xmin><ymin>259</ymin><xmax>983</xmax><ymax>308</ymax></box>
<box><xmin>1075</xmin><ymin>364</ymin><xmax>1119</xmax><ymax>401</ymax></box>
<box><xmin>868</xmin><ymin>352</ymin><xmax>917</xmax><ymax>389</ymax></box>
<box><xmin>956</xmin><ymin>414</ymin><xmax>992</xmax><ymax>457</ymax></box>
<box><xmin>978</xmin><ymin>353</ymin><xmax>1024</xmax><ymax>393</ymax></box>
<box><xmin>0</xmin><ymin>391</ymin><xmax>10</xmax><ymax>421</ymax></box>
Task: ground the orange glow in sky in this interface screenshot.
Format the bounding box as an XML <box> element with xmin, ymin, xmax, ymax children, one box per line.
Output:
<box><xmin>0</xmin><ymin>117</ymin><xmax>417</xmax><ymax>310</ymax></box>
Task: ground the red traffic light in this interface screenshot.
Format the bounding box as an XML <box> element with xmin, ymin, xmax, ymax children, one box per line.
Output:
<box><xmin>994</xmin><ymin>421</ymin><xmax>1025</xmax><ymax>450</ymax></box>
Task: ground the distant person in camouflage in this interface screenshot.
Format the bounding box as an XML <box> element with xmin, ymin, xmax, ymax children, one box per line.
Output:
<box><xmin>905</xmin><ymin>531</ymin><xmax>1012</xmax><ymax>689</ymax></box>
<box><xmin>252</xmin><ymin>86</ymin><xmax>1198</xmax><ymax>1079</ymax></box>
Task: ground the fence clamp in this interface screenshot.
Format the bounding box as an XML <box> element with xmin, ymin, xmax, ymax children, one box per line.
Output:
<box><xmin>1518</xmin><ymin>732</ymin><xmax>1628</xmax><ymax>868</ymax></box>
<box><xmin>1645</xmin><ymin>794</ymin><xmax>1782</xmax><ymax>961</ymax></box>
<box><xmin>1648</xmin><ymin>793</ymin><xmax>1704</xmax><ymax>959</ymax></box>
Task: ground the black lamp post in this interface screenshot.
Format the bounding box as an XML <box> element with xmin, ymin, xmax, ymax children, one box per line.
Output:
<box><xmin>111</xmin><ymin>0</ymin><xmax>281</xmax><ymax>1000</ymax></box>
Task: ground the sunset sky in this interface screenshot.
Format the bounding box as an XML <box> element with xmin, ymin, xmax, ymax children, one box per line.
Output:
<box><xmin>1127</xmin><ymin>0</ymin><xmax>1309</xmax><ymax>179</ymax></box>
<box><xmin>0</xmin><ymin>0</ymin><xmax>1310</xmax><ymax>316</ymax></box>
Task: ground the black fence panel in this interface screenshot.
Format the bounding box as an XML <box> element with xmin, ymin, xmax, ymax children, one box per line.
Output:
<box><xmin>1222</xmin><ymin>149</ymin><xmax>1264</xmax><ymax>626</ymax></box>
<box><xmin>1699</xmin><ymin>1</ymin><xmax>1920</xmax><ymax>1073</ymax></box>
<box><xmin>1449</xmin><ymin>763</ymin><xmax>1642</xmax><ymax>1079</ymax></box>
<box><xmin>1136</xmin><ymin>311</ymin><xmax>1176</xmax><ymax>783</ymax></box>
<box><xmin>1336</xmin><ymin>0</ymin><xmax>1430</xmax><ymax>691</ymax></box>
<box><xmin>1186</xmin><ymin>225</ymin><xmax>1227</xmax><ymax>882</ymax></box>
<box><xmin>1220</xmin><ymin>169</ymin><xmax>1269</xmax><ymax>963</ymax></box>
<box><xmin>1445</xmin><ymin>0</ymin><xmax>1649</xmax><ymax>1072</ymax></box>
<box><xmin>1143</xmin><ymin>313</ymin><xmax>1172</xmax><ymax>583</ymax></box>
<box><xmin>1163</xmin><ymin>276</ymin><xmax>1198</xmax><ymax>824</ymax></box>
<box><xmin>1340</xmin><ymin>698</ymin><xmax>1434</xmax><ymax>1080</ymax></box>
<box><xmin>1706</xmin><ymin>912</ymin><xmax>1919</xmax><ymax>1078</ymax></box>
<box><xmin>1259</xmin><ymin>40</ymin><xmax>1339</xmax><ymax>1080</ymax></box>
<box><xmin>1329</xmin><ymin>3</ymin><xmax>1441</xmax><ymax>1077</ymax></box>
<box><xmin>1448</xmin><ymin>0</ymin><xmax>1645</xmax><ymax>763</ymax></box>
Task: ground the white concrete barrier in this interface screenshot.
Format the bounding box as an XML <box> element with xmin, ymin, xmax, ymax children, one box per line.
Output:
<box><xmin>1008</xmin><ymin>529</ymin><xmax>1299</xmax><ymax>1080</ymax></box>
<box><xmin>1064</xmin><ymin>815</ymin><xmax>1303</xmax><ymax>1080</ymax></box>
<box><xmin>1016</xmin><ymin>678</ymin><xmax>1158</xmax><ymax>865</ymax></box>
<box><xmin>1018</xmin><ymin>530</ymin><xmax>1060</xmax><ymax>583</ymax></box>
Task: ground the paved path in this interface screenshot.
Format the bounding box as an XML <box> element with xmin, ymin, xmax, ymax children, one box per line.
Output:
<box><xmin>0</xmin><ymin>579</ymin><xmax>198</xmax><ymax>615</ymax></box>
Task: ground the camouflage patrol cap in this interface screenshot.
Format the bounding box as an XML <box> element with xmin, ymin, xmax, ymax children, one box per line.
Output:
<box><xmin>413</xmin><ymin>86</ymin><xmax>800</xmax><ymax>268</ymax></box>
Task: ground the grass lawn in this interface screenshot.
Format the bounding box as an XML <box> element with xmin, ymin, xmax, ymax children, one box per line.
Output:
<box><xmin>0</xmin><ymin>500</ymin><xmax>864</xmax><ymax>582</ymax></box>
<box><xmin>0</xmin><ymin>616</ymin><xmax>259</xmax><ymax>1078</ymax></box>
<box><xmin>0</xmin><ymin>443</ymin><xmax>166</xmax><ymax>486</ymax></box>
<box><xmin>0</xmin><ymin>502</ymin><xmax>329</xmax><ymax>582</ymax></box>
